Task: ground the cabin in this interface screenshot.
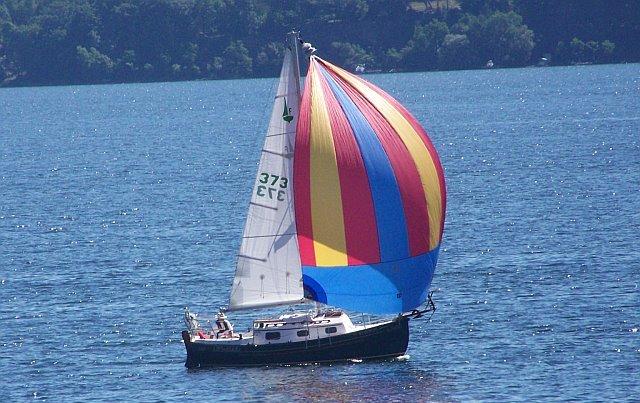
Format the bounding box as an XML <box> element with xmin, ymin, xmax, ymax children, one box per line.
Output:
<box><xmin>252</xmin><ymin>311</ymin><xmax>356</xmax><ymax>345</ymax></box>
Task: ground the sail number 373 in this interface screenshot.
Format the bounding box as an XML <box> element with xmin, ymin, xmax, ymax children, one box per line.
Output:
<box><xmin>257</xmin><ymin>173</ymin><xmax>288</xmax><ymax>201</ymax></box>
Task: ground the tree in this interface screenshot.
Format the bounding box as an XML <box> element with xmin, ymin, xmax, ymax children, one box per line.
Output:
<box><xmin>585</xmin><ymin>40</ymin><xmax>599</xmax><ymax>63</ymax></box>
<box><xmin>438</xmin><ymin>34</ymin><xmax>475</xmax><ymax>70</ymax></box>
<box><xmin>114</xmin><ymin>49</ymin><xmax>137</xmax><ymax>81</ymax></box>
<box><xmin>460</xmin><ymin>0</ymin><xmax>513</xmax><ymax>14</ymax></box>
<box><xmin>0</xmin><ymin>4</ymin><xmax>10</xmax><ymax>81</ymax></box>
<box><xmin>402</xmin><ymin>19</ymin><xmax>450</xmax><ymax>70</ymax></box>
<box><xmin>76</xmin><ymin>45</ymin><xmax>113</xmax><ymax>82</ymax></box>
<box><xmin>597</xmin><ymin>40</ymin><xmax>615</xmax><ymax>63</ymax></box>
<box><xmin>0</xmin><ymin>0</ymin><xmax>638</xmax><ymax>86</ymax></box>
<box><xmin>330</xmin><ymin>42</ymin><xmax>373</xmax><ymax>70</ymax></box>
<box><xmin>554</xmin><ymin>41</ymin><xmax>570</xmax><ymax>65</ymax></box>
<box><xmin>384</xmin><ymin>48</ymin><xmax>403</xmax><ymax>69</ymax></box>
<box><xmin>479</xmin><ymin>11</ymin><xmax>534</xmax><ymax>66</ymax></box>
<box><xmin>223</xmin><ymin>40</ymin><xmax>252</xmax><ymax>77</ymax></box>
<box><xmin>206</xmin><ymin>56</ymin><xmax>223</xmax><ymax>78</ymax></box>
<box><xmin>254</xmin><ymin>41</ymin><xmax>285</xmax><ymax>77</ymax></box>
<box><xmin>570</xmin><ymin>37</ymin><xmax>586</xmax><ymax>63</ymax></box>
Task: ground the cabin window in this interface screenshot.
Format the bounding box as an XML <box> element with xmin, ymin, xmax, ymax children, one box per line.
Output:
<box><xmin>265</xmin><ymin>332</ymin><xmax>281</xmax><ymax>340</ymax></box>
<box><xmin>325</xmin><ymin>327</ymin><xmax>337</xmax><ymax>334</ymax></box>
<box><xmin>297</xmin><ymin>330</ymin><xmax>309</xmax><ymax>337</ymax></box>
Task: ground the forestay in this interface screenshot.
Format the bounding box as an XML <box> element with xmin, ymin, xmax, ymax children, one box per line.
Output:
<box><xmin>229</xmin><ymin>48</ymin><xmax>304</xmax><ymax>310</ymax></box>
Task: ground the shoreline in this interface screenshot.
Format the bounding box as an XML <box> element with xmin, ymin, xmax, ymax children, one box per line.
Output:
<box><xmin>1</xmin><ymin>61</ymin><xmax>637</xmax><ymax>90</ymax></box>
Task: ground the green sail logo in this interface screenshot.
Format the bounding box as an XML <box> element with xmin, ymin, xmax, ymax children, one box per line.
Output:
<box><xmin>282</xmin><ymin>98</ymin><xmax>294</xmax><ymax>123</ymax></box>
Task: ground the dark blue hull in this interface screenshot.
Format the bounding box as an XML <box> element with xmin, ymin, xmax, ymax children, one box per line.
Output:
<box><xmin>182</xmin><ymin>316</ymin><xmax>409</xmax><ymax>368</ymax></box>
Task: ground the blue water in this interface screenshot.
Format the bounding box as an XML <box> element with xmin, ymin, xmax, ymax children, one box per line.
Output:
<box><xmin>1</xmin><ymin>64</ymin><xmax>639</xmax><ymax>401</ymax></box>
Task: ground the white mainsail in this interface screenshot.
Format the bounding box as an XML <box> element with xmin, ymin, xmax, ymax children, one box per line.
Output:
<box><xmin>228</xmin><ymin>47</ymin><xmax>304</xmax><ymax>310</ymax></box>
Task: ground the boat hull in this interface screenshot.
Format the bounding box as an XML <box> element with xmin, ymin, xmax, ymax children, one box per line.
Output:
<box><xmin>182</xmin><ymin>316</ymin><xmax>409</xmax><ymax>367</ymax></box>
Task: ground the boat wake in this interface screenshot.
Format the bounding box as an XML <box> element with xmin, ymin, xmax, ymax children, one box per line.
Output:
<box><xmin>394</xmin><ymin>354</ymin><xmax>411</xmax><ymax>362</ymax></box>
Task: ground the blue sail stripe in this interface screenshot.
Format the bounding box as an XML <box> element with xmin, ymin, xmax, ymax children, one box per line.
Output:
<box><xmin>319</xmin><ymin>67</ymin><xmax>410</xmax><ymax>261</ymax></box>
<box><xmin>302</xmin><ymin>248</ymin><xmax>439</xmax><ymax>314</ymax></box>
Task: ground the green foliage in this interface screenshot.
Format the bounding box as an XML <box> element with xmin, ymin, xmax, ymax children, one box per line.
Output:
<box><xmin>330</xmin><ymin>42</ymin><xmax>373</xmax><ymax>69</ymax></box>
<box><xmin>255</xmin><ymin>42</ymin><xmax>285</xmax><ymax>77</ymax></box>
<box><xmin>397</xmin><ymin>11</ymin><xmax>532</xmax><ymax>70</ymax></box>
<box><xmin>384</xmin><ymin>48</ymin><xmax>403</xmax><ymax>69</ymax></box>
<box><xmin>76</xmin><ymin>46</ymin><xmax>114</xmax><ymax>82</ymax></box>
<box><xmin>513</xmin><ymin>0</ymin><xmax>637</xmax><ymax>64</ymax></box>
<box><xmin>480</xmin><ymin>11</ymin><xmax>534</xmax><ymax>67</ymax></box>
<box><xmin>563</xmin><ymin>37</ymin><xmax>616</xmax><ymax>64</ymax></box>
<box><xmin>438</xmin><ymin>34</ymin><xmax>474</xmax><ymax>70</ymax></box>
<box><xmin>223</xmin><ymin>40</ymin><xmax>252</xmax><ymax>77</ymax></box>
<box><xmin>598</xmin><ymin>40</ymin><xmax>615</xmax><ymax>63</ymax></box>
<box><xmin>0</xmin><ymin>0</ymin><xmax>637</xmax><ymax>86</ymax></box>
<box><xmin>402</xmin><ymin>20</ymin><xmax>449</xmax><ymax>70</ymax></box>
<box><xmin>460</xmin><ymin>0</ymin><xmax>513</xmax><ymax>14</ymax></box>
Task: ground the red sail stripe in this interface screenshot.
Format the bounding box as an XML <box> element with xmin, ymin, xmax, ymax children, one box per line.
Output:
<box><xmin>294</xmin><ymin>65</ymin><xmax>316</xmax><ymax>265</ymax></box>
<box><xmin>316</xmin><ymin>67</ymin><xmax>380</xmax><ymax>265</ymax></box>
<box><xmin>365</xmin><ymin>85</ymin><xmax>447</xmax><ymax>241</ymax></box>
<box><xmin>344</xmin><ymin>77</ymin><xmax>447</xmax><ymax>245</ymax></box>
<box><xmin>334</xmin><ymin>65</ymin><xmax>446</xmax><ymax>244</ymax></box>
<box><xmin>325</xmin><ymin>68</ymin><xmax>430</xmax><ymax>256</ymax></box>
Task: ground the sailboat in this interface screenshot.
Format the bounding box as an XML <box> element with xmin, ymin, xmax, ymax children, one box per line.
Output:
<box><xmin>182</xmin><ymin>32</ymin><xmax>446</xmax><ymax>367</ymax></box>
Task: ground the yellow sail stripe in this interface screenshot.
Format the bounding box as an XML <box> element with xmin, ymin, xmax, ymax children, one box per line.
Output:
<box><xmin>309</xmin><ymin>62</ymin><xmax>348</xmax><ymax>265</ymax></box>
<box><xmin>327</xmin><ymin>63</ymin><xmax>443</xmax><ymax>250</ymax></box>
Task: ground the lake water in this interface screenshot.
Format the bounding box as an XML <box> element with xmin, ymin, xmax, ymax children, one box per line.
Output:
<box><xmin>1</xmin><ymin>63</ymin><xmax>638</xmax><ymax>401</ymax></box>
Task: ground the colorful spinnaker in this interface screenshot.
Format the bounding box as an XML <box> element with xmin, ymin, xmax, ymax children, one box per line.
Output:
<box><xmin>294</xmin><ymin>57</ymin><xmax>446</xmax><ymax>314</ymax></box>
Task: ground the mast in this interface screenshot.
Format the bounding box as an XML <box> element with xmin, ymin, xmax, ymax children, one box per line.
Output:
<box><xmin>287</xmin><ymin>31</ymin><xmax>323</xmax><ymax>312</ymax></box>
<box><xmin>287</xmin><ymin>31</ymin><xmax>302</xmax><ymax>103</ymax></box>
